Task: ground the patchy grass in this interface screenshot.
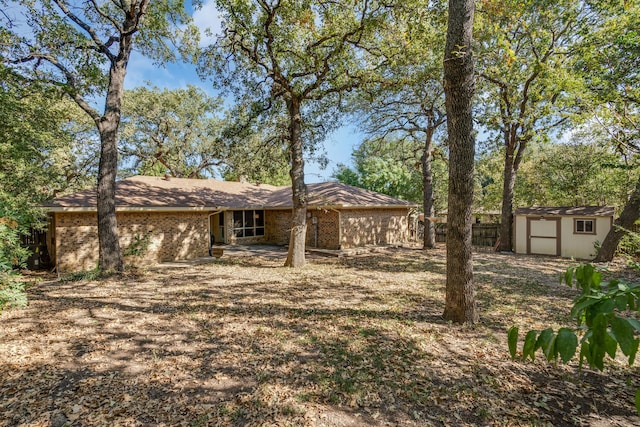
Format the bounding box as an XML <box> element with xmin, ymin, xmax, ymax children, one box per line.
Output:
<box><xmin>1</xmin><ymin>247</ymin><xmax>639</xmax><ymax>426</ymax></box>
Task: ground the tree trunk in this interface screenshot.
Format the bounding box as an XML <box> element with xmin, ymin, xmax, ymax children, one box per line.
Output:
<box><xmin>498</xmin><ymin>128</ymin><xmax>530</xmax><ymax>253</ymax></box>
<box><xmin>96</xmin><ymin>123</ymin><xmax>123</xmax><ymax>272</ymax></box>
<box><xmin>422</xmin><ymin>130</ymin><xmax>436</xmax><ymax>249</ymax></box>
<box><xmin>594</xmin><ymin>174</ymin><xmax>640</xmax><ymax>262</ymax></box>
<box><xmin>284</xmin><ymin>96</ymin><xmax>307</xmax><ymax>268</ymax></box>
<box><xmin>96</xmin><ymin>33</ymin><xmax>134</xmax><ymax>272</ymax></box>
<box><xmin>442</xmin><ymin>0</ymin><xmax>477</xmax><ymax>324</ymax></box>
<box><xmin>498</xmin><ymin>148</ymin><xmax>516</xmax><ymax>252</ymax></box>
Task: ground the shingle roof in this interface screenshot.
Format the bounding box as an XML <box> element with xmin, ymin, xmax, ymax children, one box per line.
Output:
<box><xmin>515</xmin><ymin>206</ymin><xmax>615</xmax><ymax>217</ymax></box>
<box><xmin>46</xmin><ymin>176</ymin><xmax>416</xmax><ymax>211</ymax></box>
<box><xmin>268</xmin><ymin>181</ymin><xmax>416</xmax><ymax>208</ymax></box>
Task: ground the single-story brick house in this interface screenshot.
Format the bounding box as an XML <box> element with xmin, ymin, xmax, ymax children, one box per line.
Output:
<box><xmin>44</xmin><ymin>175</ymin><xmax>417</xmax><ymax>272</ymax></box>
<box><xmin>514</xmin><ymin>206</ymin><xmax>614</xmax><ymax>259</ymax></box>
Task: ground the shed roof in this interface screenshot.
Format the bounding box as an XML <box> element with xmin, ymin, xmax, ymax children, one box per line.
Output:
<box><xmin>46</xmin><ymin>176</ymin><xmax>416</xmax><ymax>212</ymax></box>
<box><xmin>515</xmin><ymin>206</ymin><xmax>615</xmax><ymax>217</ymax></box>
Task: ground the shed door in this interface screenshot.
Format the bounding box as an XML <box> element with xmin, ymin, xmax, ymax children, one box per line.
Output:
<box><xmin>527</xmin><ymin>217</ymin><xmax>560</xmax><ymax>256</ymax></box>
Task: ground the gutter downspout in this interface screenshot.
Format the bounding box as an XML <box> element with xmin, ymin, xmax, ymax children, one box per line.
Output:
<box><xmin>313</xmin><ymin>214</ymin><xmax>318</xmax><ymax>248</ymax></box>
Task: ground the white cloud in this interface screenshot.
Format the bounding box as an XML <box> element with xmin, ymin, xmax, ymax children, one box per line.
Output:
<box><xmin>124</xmin><ymin>54</ymin><xmax>208</xmax><ymax>93</ymax></box>
<box><xmin>125</xmin><ymin>54</ymin><xmax>169</xmax><ymax>88</ymax></box>
<box><xmin>192</xmin><ymin>0</ymin><xmax>223</xmax><ymax>47</ymax></box>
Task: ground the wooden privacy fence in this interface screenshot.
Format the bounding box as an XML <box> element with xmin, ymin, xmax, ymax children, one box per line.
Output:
<box><xmin>434</xmin><ymin>223</ymin><xmax>500</xmax><ymax>248</ymax></box>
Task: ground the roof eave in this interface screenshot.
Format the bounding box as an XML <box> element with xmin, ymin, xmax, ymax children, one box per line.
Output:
<box><xmin>47</xmin><ymin>203</ymin><xmax>418</xmax><ymax>213</ymax></box>
<box><xmin>46</xmin><ymin>206</ymin><xmax>223</xmax><ymax>213</ymax></box>
<box><xmin>307</xmin><ymin>204</ymin><xmax>417</xmax><ymax>210</ymax></box>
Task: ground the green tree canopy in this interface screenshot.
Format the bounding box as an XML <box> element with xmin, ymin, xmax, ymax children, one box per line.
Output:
<box><xmin>120</xmin><ymin>85</ymin><xmax>228</xmax><ymax>179</ymax></box>
<box><xmin>476</xmin><ymin>137</ymin><xmax>639</xmax><ymax>212</ymax></box>
<box><xmin>475</xmin><ymin>0</ymin><xmax>587</xmax><ymax>251</ymax></box>
<box><xmin>0</xmin><ymin>64</ymin><xmax>84</xmax><ymax>306</ymax></box>
<box><xmin>0</xmin><ymin>65</ymin><xmax>83</xmax><ymax>225</ymax></box>
<box><xmin>333</xmin><ymin>138</ymin><xmax>448</xmax><ymax>211</ymax></box>
<box><xmin>347</xmin><ymin>0</ymin><xmax>448</xmax><ymax>248</ymax></box>
<box><xmin>573</xmin><ymin>0</ymin><xmax>639</xmax><ymax>261</ymax></box>
<box><xmin>203</xmin><ymin>0</ymin><xmax>389</xmax><ymax>267</ymax></box>
<box><xmin>1</xmin><ymin>0</ymin><xmax>197</xmax><ymax>271</ymax></box>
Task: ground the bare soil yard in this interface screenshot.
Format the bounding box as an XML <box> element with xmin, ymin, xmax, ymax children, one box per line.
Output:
<box><xmin>1</xmin><ymin>247</ymin><xmax>640</xmax><ymax>426</ymax></box>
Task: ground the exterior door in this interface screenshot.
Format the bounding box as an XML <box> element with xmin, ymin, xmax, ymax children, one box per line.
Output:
<box><xmin>527</xmin><ymin>217</ymin><xmax>560</xmax><ymax>256</ymax></box>
<box><xmin>210</xmin><ymin>212</ymin><xmax>225</xmax><ymax>245</ymax></box>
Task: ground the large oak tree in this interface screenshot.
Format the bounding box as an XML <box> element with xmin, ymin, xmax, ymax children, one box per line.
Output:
<box><xmin>205</xmin><ymin>0</ymin><xmax>387</xmax><ymax>267</ymax></box>
<box><xmin>120</xmin><ymin>85</ymin><xmax>291</xmax><ymax>184</ymax></box>
<box><xmin>119</xmin><ymin>85</ymin><xmax>228</xmax><ymax>178</ymax></box>
<box><xmin>475</xmin><ymin>0</ymin><xmax>585</xmax><ymax>252</ymax></box>
<box><xmin>1</xmin><ymin>0</ymin><xmax>195</xmax><ymax>271</ymax></box>
<box><xmin>442</xmin><ymin>0</ymin><xmax>477</xmax><ymax>323</ymax></box>
<box><xmin>348</xmin><ymin>1</ymin><xmax>448</xmax><ymax>249</ymax></box>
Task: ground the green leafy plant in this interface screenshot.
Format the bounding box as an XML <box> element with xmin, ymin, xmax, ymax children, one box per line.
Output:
<box><xmin>123</xmin><ymin>232</ymin><xmax>152</xmax><ymax>258</ymax></box>
<box><xmin>0</xmin><ymin>217</ymin><xmax>30</xmax><ymax>271</ymax></box>
<box><xmin>0</xmin><ymin>216</ymin><xmax>30</xmax><ymax>312</ymax></box>
<box><xmin>628</xmin><ymin>260</ymin><xmax>640</xmax><ymax>274</ymax></box>
<box><xmin>59</xmin><ymin>268</ymin><xmax>105</xmax><ymax>283</ymax></box>
<box><xmin>618</xmin><ymin>225</ymin><xmax>640</xmax><ymax>260</ymax></box>
<box><xmin>508</xmin><ymin>264</ymin><xmax>640</xmax><ymax>415</ymax></box>
<box><xmin>0</xmin><ymin>271</ymin><xmax>27</xmax><ymax>312</ymax></box>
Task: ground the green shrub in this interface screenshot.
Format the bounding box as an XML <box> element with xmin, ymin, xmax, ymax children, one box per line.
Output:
<box><xmin>0</xmin><ymin>217</ymin><xmax>30</xmax><ymax>270</ymax></box>
<box><xmin>619</xmin><ymin>226</ymin><xmax>640</xmax><ymax>260</ymax></box>
<box><xmin>0</xmin><ymin>271</ymin><xmax>27</xmax><ymax>312</ymax></box>
<box><xmin>508</xmin><ymin>264</ymin><xmax>640</xmax><ymax>415</ymax></box>
<box><xmin>60</xmin><ymin>268</ymin><xmax>105</xmax><ymax>283</ymax></box>
<box><xmin>0</xmin><ymin>216</ymin><xmax>30</xmax><ymax>312</ymax></box>
<box><xmin>123</xmin><ymin>232</ymin><xmax>152</xmax><ymax>258</ymax></box>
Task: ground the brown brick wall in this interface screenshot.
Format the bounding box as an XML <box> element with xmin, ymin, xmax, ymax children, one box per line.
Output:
<box><xmin>53</xmin><ymin>207</ymin><xmax>411</xmax><ymax>271</ymax></box>
<box><xmin>340</xmin><ymin>208</ymin><xmax>410</xmax><ymax>248</ymax></box>
<box><xmin>306</xmin><ymin>209</ymin><xmax>341</xmax><ymax>249</ymax></box>
<box><xmin>265</xmin><ymin>208</ymin><xmax>409</xmax><ymax>250</ymax></box>
<box><xmin>54</xmin><ymin>211</ymin><xmax>210</xmax><ymax>272</ymax></box>
<box><xmin>265</xmin><ymin>209</ymin><xmax>292</xmax><ymax>245</ymax></box>
<box><xmin>54</xmin><ymin>213</ymin><xmax>99</xmax><ymax>272</ymax></box>
<box><xmin>265</xmin><ymin>208</ymin><xmax>341</xmax><ymax>249</ymax></box>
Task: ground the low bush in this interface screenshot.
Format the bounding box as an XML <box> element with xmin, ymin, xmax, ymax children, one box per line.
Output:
<box><xmin>0</xmin><ymin>215</ymin><xmax>30</xmax><ymax>312</ymax></box>
<box><xmin>0</xmin><ymin>271</ymin><xmax>27</xmax><ymax>312</ymax></box>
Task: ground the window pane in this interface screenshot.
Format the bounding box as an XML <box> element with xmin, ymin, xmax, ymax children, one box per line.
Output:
<box><xmin>256</xmin><ymin>227</ymin><xmax>265</xmax><ymax>236</ymax></box>
<box><xmin>245</xmin><ymin>228</ymin><xmax>254</xmax><ymax>237</ymax></box>
<box><xmin>255</xmin><ymin>210</ymin><xmax>265</xmax><ymax>227</ymax></box>
<box><xmin>234</xmin><ymin>229</ymin><xmax>244</xmax><ymax>237</ymax></box>
<box><xmin>576</xmin><ymin>220</ymin><xmax>584</xmax><ymax>232</ymax></box>
<box><xmin>585</xmin><ymin>220</ymin><xmax>593</xmax><ymax>232</ymax></box>
<box><xmin>245</xmin><ymin>210</ymin><xmax>254</xmax><ymax>227</ymax></box>
<box><xmin>234</xmin><ymin>211</ymin><xmax>243</xmax><ymax>229</ymax></box>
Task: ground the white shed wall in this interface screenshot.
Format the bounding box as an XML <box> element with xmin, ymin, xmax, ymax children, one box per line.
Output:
<box><xmin>514</xmin><ymin>215</ymin><xmax>528</xmax><ymax>255</ymax></box>
<box><xmin>559</xmin><ymin>216</ymin><xmax>611</xmax><ymax>259</ymax></box>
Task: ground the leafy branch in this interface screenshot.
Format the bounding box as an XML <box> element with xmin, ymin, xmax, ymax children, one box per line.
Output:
<box><xmin>508</xmin><ymin>264</ymin><xmax>640</xmax><ymax>415</ymax></box>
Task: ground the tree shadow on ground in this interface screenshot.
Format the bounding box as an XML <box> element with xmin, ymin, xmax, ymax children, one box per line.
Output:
<box><xmin>2</xmin><ymin>253</ymin><xmax>640</xmax><ymax>426</ymax></box>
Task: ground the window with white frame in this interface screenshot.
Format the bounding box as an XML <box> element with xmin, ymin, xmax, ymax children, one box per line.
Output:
<box><xmin>574</xmin><ymin>218</ymin><xmax>595</xmax><ymax>234</ymax></box>
<box><xmin>233</xmin><ymin>210</ymin><xmax>265</xmax><ymax>237</ymax></box>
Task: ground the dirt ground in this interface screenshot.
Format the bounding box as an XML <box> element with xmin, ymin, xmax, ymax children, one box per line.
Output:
<box><xmin>1</xmin><ymin>246</ymin><xmax>640</xmax><ymax>426</ymax></box>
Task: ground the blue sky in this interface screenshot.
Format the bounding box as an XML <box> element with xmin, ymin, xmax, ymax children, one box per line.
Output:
<box><xmin>124</xmin><ymin>1</ymin><xmax>360</xmax><ymax>183</ymax></box>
